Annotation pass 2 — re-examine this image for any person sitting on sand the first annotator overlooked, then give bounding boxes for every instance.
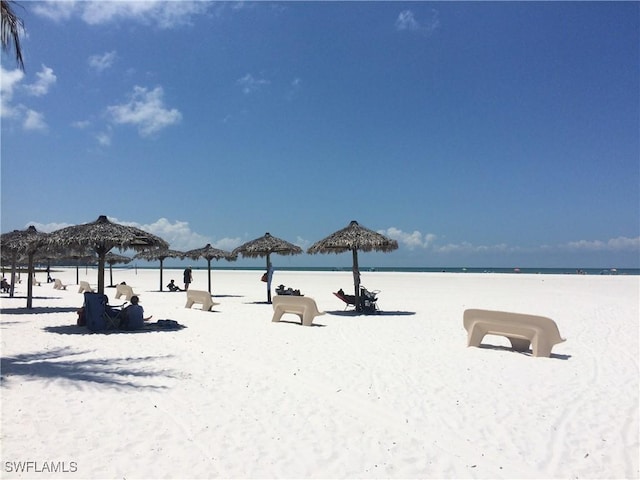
[167,279,182,292]
[121,296,152,331]
[1,277,10,293]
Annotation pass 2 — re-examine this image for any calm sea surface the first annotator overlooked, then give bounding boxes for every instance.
[120,266,639,275]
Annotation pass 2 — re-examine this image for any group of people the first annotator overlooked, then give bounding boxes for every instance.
[165,266,193,292]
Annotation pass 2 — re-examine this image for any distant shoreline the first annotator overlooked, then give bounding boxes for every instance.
[15,266,639,276]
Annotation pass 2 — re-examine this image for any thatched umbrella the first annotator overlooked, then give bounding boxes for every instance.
[42,215,168,295]
[105,252,132,287]
[232,233,302,303]
[134,248,185,291]
[307,220,398,311]
[184,244,236,294]
[0,226,49,308]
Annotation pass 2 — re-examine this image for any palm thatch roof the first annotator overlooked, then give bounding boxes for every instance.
[184,244,236,261]
[0,226,49,307]
[44,215,168,253]
[105,253,132,265]
[232,233,302,259]
[307,220,399,254]
[184,244,236,294]
[134,248,185,292]
[307,221,398,313]
[134,248,185,262]
[42,215,168,294]
[232,233,302,303]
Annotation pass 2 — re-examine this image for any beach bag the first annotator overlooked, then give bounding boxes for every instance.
[261,272,268,282]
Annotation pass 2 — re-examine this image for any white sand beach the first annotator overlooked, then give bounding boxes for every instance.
[1,268,638,479]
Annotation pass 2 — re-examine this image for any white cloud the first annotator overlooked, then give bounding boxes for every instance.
[395,10,419,31]
[0,66,25,118]
[565,236,640,251]
[1,65,51,131]
[33,1,209,29]
[23,109,47,131]
[24,65,57,96]
[96,130,112,146]
[88,51,117,72]
[237,74,270,94]
[380,227,436,250]
[107,86,182,137]
[395,9,440,36]
[31,1,77,22]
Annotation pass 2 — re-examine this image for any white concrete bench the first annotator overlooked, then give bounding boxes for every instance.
[53,278,67,290]
[115,283,139,301]
[463,309,566,358]
[78,281,94,293]
[185,289,219,311]
[272,295,325,327]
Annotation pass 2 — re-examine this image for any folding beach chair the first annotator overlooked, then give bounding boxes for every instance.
[83,292,126,332]
[333,287,380,314]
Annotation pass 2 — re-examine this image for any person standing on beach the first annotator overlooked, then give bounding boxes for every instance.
[183,266,193,291]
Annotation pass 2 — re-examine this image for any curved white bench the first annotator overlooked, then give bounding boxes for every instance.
[272,295,325,327]
[115,284,139,301]
[185,289,219,311]
[78,281,94,293]
[463,309,566,358]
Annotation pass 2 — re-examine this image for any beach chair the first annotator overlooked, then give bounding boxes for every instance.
[333,289,357,310]
[53,278,67,290]
[83,292,126,332]
[333,287,380,314]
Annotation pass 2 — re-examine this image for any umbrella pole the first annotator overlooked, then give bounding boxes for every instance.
[109,264,114,287]
[159,259,164,292]
[97,251,106,295]
[10,255,17,298]
[26,253,34,309]
[352,249,361,312]
[266,254,272,304]
[207,259,212,294]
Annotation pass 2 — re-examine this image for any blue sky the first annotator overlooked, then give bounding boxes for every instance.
[1,1,639,268]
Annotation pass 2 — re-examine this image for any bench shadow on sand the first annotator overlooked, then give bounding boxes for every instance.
[326,309,416,317]
[477,343,571,360]
[0,346,176,389]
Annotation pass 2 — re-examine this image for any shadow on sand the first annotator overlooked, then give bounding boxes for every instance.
[44,320,186,336]
[476,343,571,360]
[326,309,416,317]
[0,306,79,315]
[0,346,176,388]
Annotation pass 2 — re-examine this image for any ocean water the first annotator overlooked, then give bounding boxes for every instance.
[138,266,639,275]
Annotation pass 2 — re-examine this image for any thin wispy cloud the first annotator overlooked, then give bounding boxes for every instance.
[106,86,182,137]
[395,9,440,36]
[237,74,270,94]
[33,1,209,29]
[23,110,47,131]
[88,51,117,72]
[382,227,640,255]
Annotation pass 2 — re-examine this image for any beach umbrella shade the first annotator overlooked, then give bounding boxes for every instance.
[0,226,49,308]
[42,215,169,295]
[134,248,185,292]
[105,252,132,287]
[232,233,303,303]
[307,220,398,311]
[184,244,236,294]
